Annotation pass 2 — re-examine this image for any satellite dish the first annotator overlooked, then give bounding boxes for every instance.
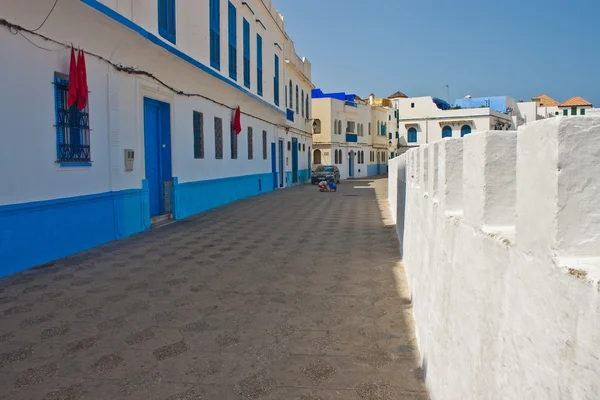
[464,95,472,99]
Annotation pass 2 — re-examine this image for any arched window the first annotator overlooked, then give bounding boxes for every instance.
[461,125,472,137]
[442,126,452,138]
[313,119,321,134]
[377,121,380,136]
[338,120,342,135]
[289,81,293,109]
[338,149,342,164]
[301,90,304,117]
[407,127,417,143]
[285,85,288,107]
[314,149,321,164]
[295,85,299,114]
[334,119,338,135]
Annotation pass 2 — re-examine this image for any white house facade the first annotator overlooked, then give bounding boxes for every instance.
[0,0,314,277]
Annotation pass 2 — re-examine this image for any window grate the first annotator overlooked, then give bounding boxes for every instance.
[54,75,91,163]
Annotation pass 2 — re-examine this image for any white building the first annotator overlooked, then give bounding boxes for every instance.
[0,0,314,277]
[390,94,536,153]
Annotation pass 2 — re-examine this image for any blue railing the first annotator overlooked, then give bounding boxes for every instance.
[344,101,358,107]
[286,108,294,122]
[346,133,358,142]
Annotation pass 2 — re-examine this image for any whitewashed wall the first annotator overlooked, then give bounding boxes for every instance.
[388,117,600,400]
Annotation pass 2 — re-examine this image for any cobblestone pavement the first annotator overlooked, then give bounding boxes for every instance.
[0,177,428,400]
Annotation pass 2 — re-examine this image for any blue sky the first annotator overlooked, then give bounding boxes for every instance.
[275,0,600,105]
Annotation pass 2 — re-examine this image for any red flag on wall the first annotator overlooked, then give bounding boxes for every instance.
[67,46,78,108]
[233,106,242,135]
[76,49,88,110]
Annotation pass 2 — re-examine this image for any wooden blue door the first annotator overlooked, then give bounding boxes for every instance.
[144,98,172,217]
[278,139,284,188]
[292,138,298,183]
[271,142,277,189]
[349,152,354,177]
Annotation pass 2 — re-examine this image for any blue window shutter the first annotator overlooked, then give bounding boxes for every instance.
[243,18,250,88]
[54,75,65,158]
[158,0,176,44]
[289,81,293,109]
[210,0,221,70]
[256,34,263,96]
[274,55,279,106]
[295,85,299,114]
[301,90,304,117]
[228,2,237,80]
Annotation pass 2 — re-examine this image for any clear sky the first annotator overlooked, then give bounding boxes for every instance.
[275,0,600,105]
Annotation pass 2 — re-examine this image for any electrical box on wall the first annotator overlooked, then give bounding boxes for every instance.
[124,149,134,171]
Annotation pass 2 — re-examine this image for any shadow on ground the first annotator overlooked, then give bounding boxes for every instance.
[0,177,428,399]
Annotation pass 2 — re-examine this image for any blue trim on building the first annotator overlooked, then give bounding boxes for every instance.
[59,162,93,167]
[172,173,273,220]
[0,182,149,278]
[79,0,284,115]
[367,164,388,176]
[346,133,358,143]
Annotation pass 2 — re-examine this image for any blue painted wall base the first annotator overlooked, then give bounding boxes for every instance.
[0,181,150,278]
[172,173,273,220]
[367,164,388,176]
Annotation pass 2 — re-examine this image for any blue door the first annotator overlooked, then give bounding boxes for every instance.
[349,151,354,177]
[278,139,284,188]
[144,98,172,217]
[308,149,311,181]
[271,142,277,189]
[292,137,298,184]
[377,152,381,175]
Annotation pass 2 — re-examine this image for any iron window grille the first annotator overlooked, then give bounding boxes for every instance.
[54,73,91,163]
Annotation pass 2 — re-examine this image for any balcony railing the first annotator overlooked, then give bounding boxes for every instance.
[344,101,358,108]
[286,108,294,122]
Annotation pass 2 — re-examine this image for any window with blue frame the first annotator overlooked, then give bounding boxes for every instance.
[289,81,293,110]
[460,125,471,137]
[256,34,263,96]
[54,73,91,163]
[407,127,417,143]
[274,55,280,106]
[158,0,176,44]
[243,18,250,88]
[295,85,299,114]
[442,125,452,138]
[227,2,237,80]
[301,90,304,117]
[209,0,220,70]
[306,95,309,119]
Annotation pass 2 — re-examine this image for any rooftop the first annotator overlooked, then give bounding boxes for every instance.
[388,91,408,99]
[531,94,559,107]
[559,96,593,107]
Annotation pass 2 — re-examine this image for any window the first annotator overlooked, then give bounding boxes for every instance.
[306,95,309,119]
[442,125,452,138]
[243,19,250,88]
[295,85,299,114]
[407,127,417,143]
[314,149,322,164]
[571,106,577,116]
[377,121,380,135]
[230,125,238,159]
[334,148,338,164]
[581,108,586,115]
[313,119,321,134]
[274,55,280,106]
[411,103,415,108]
[563,109,568,116]
[460,125,471,137]
[302,144,305,151]
[53,74,91,163]
[388,131,392,139]
[337,120,342,135]
[301,90,305,117]
[289,80,293,109]
[262,130,267,159]
[389,115,391,121]
[158,0,176,44]
[285,85,287,107]
[247,127,253,159]
[227,2,237,80]
[209,0,220,70]
[256,34,263,96]
[193,111,204,159]
[215,117,223,159]
[333,119,338,135]
[395,132,399,139]
[368,123,371,135]
[381,123,386,136]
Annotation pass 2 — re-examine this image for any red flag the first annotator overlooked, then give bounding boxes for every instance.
[67,46,78,108]
[233,106,242,135]
[76,49,88,110]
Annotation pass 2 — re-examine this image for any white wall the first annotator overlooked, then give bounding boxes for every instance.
[388,117,600,400]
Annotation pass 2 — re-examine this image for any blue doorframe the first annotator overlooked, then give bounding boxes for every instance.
[271,142,277,189]
[292,137,298,183]
[144,98,172,217]
[278,139,284,188]
[349,151,354,177]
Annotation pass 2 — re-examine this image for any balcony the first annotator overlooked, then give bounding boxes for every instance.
[346,133,358,143]
[286,109,294,122]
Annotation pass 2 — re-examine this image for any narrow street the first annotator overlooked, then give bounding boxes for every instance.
[0,177,428,400]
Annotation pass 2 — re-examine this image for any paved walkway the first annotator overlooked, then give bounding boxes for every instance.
[0,178,428,400]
